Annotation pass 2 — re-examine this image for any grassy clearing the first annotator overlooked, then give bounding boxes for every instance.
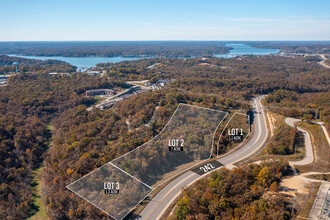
[28,167,48,220]
[93,96,106,103]
[28,123,53,220]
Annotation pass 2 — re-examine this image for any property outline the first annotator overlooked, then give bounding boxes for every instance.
[67,103,229,220]
[216,112,250,158]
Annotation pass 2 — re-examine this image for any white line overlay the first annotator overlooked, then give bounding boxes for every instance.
[66,103,229,219]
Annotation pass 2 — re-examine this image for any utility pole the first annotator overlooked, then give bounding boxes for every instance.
[246,109,252,132]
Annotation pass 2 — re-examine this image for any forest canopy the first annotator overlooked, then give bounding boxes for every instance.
[0,55,76,73]
[0,41,230,58]
[0,73,123,219]
[0,52,329,219]
[174,161,292,220]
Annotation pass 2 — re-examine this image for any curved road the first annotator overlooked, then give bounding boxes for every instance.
[284,118,330,219]
[285,118,314,166]
[138,96,269,220]
[315,121,330,147]
[318,54,330,69]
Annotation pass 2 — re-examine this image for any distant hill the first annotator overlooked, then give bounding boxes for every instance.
[0,41,230,57]
[246,41,330,54]
[0,55,67,66]
[0,55,76,73]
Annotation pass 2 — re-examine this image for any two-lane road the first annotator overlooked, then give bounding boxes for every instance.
[138,96,269,220]
[218,95,268,165]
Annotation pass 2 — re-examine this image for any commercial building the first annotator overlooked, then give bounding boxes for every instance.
[86,89,116,96]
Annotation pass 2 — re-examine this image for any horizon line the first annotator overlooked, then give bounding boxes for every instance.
[0,40,330,42]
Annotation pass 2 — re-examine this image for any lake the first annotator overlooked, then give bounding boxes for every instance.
[6,55,145,69]
[7,44,279,69]
[215,43,279,58]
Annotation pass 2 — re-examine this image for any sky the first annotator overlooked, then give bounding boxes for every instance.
[0,0,330,41]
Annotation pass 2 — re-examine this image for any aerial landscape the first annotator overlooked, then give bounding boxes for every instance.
[0,0,330,220]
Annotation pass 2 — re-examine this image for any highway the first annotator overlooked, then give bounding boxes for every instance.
[138,96,269,220]
[217,96,268,165]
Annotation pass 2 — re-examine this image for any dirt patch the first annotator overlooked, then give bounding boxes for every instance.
[280,175,321,218]
[267,112,278,137]
[280,176,309,197]
[296,182,321,219]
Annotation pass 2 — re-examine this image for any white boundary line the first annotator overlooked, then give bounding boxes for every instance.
[66,103,229,219]
[66,185,122,220]
[180,103,228,114]
[67,104,181,188]
[151,108,228,189]
[67,103,228,189]
[111,104,181,163]
[144,97,268,220]
[216,112,250,158]
[147,110,252,220]
[209,111,229,160]
[217,113,236,157]
[69,183,156,220]
[66,163,154,220]
[112,103,227,163]
[121,190,154,220]
[230,96,268,163]
[109,162,154,189]
[67,161,113,188]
